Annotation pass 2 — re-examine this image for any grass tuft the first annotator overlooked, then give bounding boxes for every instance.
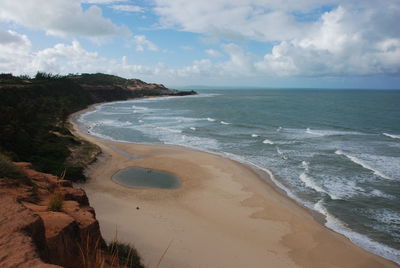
[0,154,31,185]
[108,241,144,268]
[48,193,64,212]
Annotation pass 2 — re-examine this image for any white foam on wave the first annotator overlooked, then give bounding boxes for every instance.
[99,111,132,115]
[132,105,151,113]
[370,189,396,199]
[306,128,362,137]
[302,160,309,171]
[314,201,400,264]
[335,150,393,180]
[365,208,400,226]
[130,93,221,105]
[262,139,274,145]
[83,127,133,144]
[276,147,288,160]
[207,117,216,122]
[77,107,102,123]
[97,119,132,128]
[306,128,327,136]
[155,126,182,133]
[138,120,144,123]
[130,121,220,151]
[163,135,220,151]
[277,126,282,132]
[190,127,196,131]
[147,116,203,123]
[220,121,231,125]
[383,132,400,140]
[220,152,309,209]
[299,161,339,200]
[251,134,259,137]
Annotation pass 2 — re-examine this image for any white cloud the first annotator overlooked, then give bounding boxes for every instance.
[153,0,400,43]
[31,41,103,74]
[110,5,143,12]
[0,29,32,74]
[153,0,400,77]
[221,44,255,75]
[0,0,124,38]
[133,35,158,51]
[0,29,31,47]
[153,0,324,42]
[255,6,400,76]
[205,49,222,57]
[0,30,220,81]
[0,35,152,76]
[154,1,400,77]
[82,0,127,4]
[0,31,162,78]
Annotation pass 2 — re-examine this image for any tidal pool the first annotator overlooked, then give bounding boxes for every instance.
[112,167,180,189]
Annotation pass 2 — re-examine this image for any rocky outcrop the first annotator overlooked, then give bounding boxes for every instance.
[81,83,196,103]
[72,73,197,103]
[0,189,57,268]
[0,163,105,268]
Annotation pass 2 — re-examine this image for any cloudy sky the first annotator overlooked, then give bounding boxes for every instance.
[1,0,399,88]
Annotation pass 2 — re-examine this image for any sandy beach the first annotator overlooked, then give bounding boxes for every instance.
[70,108,398,268]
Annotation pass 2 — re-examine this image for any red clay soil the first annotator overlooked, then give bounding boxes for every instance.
[0,163,105,268]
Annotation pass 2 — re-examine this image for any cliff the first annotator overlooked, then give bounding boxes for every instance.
[0,162,112,268]
[69,73,196,102]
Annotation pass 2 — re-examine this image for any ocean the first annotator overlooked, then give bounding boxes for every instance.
[77,89,400,264]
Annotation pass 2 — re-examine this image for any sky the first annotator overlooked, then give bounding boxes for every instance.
[0,0,399,89]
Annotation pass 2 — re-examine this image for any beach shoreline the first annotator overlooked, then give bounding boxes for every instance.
[69,105,399,268]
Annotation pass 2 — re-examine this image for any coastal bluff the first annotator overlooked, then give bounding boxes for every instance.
[71,73,196,102]
[0,162,104,268]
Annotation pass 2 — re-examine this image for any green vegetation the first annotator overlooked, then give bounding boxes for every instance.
[70,73,129,85]
[0,154,31,185]
[47,193,64,212]
[108,241,144,268]
[0,73,92,181]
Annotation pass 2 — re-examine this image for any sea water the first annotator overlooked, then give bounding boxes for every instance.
[78,89,400,264]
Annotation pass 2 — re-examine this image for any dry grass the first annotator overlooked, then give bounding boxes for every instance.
[79,233,145,268]
[47,193,64,212]
[0,154,31,185]
[107,240,144,268]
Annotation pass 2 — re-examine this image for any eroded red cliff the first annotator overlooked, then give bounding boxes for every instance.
[0,162,105,268]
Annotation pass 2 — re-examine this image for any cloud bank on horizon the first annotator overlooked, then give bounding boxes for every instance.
[0,0,399,88]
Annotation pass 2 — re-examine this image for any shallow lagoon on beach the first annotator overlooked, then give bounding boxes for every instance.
[112,167,181,189]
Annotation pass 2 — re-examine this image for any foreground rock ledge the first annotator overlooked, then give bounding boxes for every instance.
[0,163,105,268]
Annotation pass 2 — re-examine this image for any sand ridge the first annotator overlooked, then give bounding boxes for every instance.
[70,108,399,268]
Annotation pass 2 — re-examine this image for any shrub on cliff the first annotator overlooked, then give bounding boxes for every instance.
[0,155,31,185]
[108,241,144,268]
[0,73,92,181]
[48,193,64,212]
